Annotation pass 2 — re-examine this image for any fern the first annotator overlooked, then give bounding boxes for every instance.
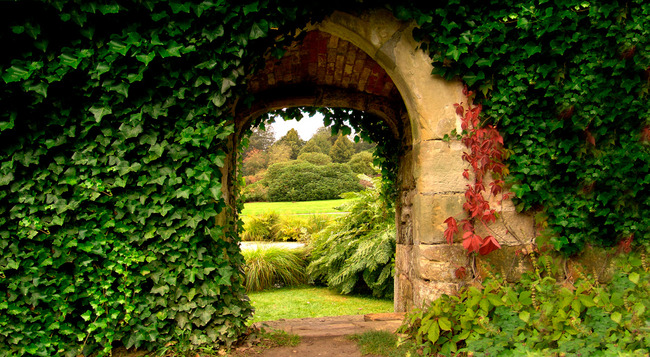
[307,176,395,298]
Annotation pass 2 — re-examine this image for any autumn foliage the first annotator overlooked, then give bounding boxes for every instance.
[444,87,509,256]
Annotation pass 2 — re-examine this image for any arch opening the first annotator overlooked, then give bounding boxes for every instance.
[228,28,416,313]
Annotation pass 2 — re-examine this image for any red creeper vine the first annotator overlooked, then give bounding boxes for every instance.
[444,86,511,256]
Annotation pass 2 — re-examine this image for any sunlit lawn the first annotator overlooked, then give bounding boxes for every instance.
[241,198,354,217]
[247,285,393,323]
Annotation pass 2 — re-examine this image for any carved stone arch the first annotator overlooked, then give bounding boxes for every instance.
[224,9,522,312]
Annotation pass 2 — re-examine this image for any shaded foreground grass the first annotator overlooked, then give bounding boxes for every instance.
[241,198,354,217]
[349,330,418,357]
[248,285,393,323]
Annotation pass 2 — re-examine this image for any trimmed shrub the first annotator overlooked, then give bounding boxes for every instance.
[266,161,361,202]
[347,151,375,176]
[242,246,308,292]
[242,181,268,202]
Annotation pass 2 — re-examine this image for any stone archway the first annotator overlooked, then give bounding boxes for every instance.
[222,9,499,312]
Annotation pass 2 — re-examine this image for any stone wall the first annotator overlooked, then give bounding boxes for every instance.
[232,8,539,312]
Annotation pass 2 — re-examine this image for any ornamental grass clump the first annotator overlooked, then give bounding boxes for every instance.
[242,246,307,292]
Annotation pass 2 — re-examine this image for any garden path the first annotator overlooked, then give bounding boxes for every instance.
[234,313,405,356]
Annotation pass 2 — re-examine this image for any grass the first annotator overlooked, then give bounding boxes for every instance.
[349,330,418,357]
[241,198,354,217]
[247,285,393,323]
[242,246,307,292]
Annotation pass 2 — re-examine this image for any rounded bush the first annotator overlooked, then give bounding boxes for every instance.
[266,162,361,201]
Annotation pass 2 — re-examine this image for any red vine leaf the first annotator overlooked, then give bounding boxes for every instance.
[641,126,650,142]
[585,129,596,146]
[443,217,458,244]
[617,234,633,254]
[454,266,467,279]
[462,231,483,253]
[479,235,501,255]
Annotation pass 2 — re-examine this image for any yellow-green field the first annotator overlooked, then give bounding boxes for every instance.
[241,198,355,217]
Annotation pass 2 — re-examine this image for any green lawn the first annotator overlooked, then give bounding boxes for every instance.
[241,198,354,217]
[248,285,393,323]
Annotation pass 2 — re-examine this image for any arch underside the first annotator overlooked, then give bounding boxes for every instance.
[236,30,408,142]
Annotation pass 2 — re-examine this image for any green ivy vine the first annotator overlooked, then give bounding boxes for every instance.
[395,0,650,254]
[1,0,649,355]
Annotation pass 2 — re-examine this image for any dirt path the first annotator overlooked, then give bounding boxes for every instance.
[233,313,405,357]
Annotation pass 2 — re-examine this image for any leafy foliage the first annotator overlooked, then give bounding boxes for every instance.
[329,134,354,163]
[0,0,337,354]
[396,0,650,253]
[297,152,332,165]
[274,128,304,160]
[398,249,650,356]
[308,177,395,298]
[2,0,649,354]
[444,88,509,256]
[266,161,361,202]
[347,151,375,176]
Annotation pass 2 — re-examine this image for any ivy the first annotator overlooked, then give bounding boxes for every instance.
[397,0,650,254]
[1,0,649,355]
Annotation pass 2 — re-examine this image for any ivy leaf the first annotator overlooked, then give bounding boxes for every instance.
[2,65,32,83]
[151,284,169,295]
[628,272,640,285]
[249,23,265,40]
[610,311,622,324]
[81,311,92,321]
[89,106,112,122]
[136,52,156,66]
[243,2,258,15]
[119,123,143,139]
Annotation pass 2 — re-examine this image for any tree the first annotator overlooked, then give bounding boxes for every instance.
[329,134,354,163]
[307,126,334,154]
[276,128,304,159]
[298,139,323,155]
[243,126,276,157]
[352,140,375,154]
[242,148,269,176]
[268,143,292,165]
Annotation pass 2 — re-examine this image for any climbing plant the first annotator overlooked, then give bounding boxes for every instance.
[1,0,649,355]
[395,0,650,254]
[0,1,334,355]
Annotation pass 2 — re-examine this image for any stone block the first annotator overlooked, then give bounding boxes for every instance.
[476,245,533,282]
[412,279,459,308]
[413,193,465,245]
[474,210,536,247]
[413,140,468,194]
[417,243,467,265]
[395,244,412,276]
[394,273,413,312]
[416,258,454,281]
[568,245,616,283]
